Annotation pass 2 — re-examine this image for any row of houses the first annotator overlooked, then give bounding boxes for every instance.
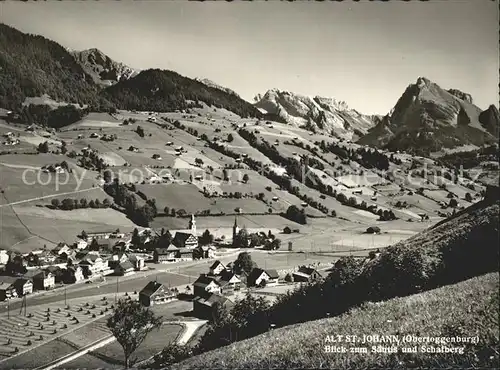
[0,246,147,301]
[191,260,280,319]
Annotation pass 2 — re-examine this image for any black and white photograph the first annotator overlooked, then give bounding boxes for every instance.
[0,0,498,369]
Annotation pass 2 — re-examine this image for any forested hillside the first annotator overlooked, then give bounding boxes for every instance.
[0,23,100,110]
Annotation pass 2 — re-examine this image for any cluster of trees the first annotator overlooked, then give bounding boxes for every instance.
[104,178,157,226]
[50,197,111,210]
[284,205,307,224]
[78,148,108,171]
[170,119,200,137]
[162,206,188,218]
[233,228,280,249]
[101,69,261,118]
[19,104,88,129]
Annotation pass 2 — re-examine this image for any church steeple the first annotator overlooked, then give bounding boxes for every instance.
[232,216,239,244]
[189,214,196,235]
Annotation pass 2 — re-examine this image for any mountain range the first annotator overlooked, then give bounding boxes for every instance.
[0,22,498,154]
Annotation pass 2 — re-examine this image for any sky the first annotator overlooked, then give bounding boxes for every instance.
[1,0,498,114]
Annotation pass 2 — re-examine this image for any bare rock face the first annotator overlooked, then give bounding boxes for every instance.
[357,77,498,155]
[447,89,474,104]
[71,48,139,86]
[254,89,377,140]
[479,105,500,137]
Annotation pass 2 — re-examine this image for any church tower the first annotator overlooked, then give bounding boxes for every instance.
[232,216,240,243]
[189,214,197,235]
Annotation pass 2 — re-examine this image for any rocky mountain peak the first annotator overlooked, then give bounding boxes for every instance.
[447,88,473,104]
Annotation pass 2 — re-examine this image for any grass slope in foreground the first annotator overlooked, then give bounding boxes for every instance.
[174,273,499,369]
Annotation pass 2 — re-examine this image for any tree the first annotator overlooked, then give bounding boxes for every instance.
[51,199,60,208]
[107,300,162,368]
[233,228,250,248]
[81,230,88,240]
[103,170,113,184]
[285,205,307,225]
[38,141,49,153]
[163,206,169,215]
[61,198,74,210]
[131,228,141,248]
[199,229,214,246]
[233,252,255,275]
[89,238,100,251]
[61,141,68,154]
[449,198,458,208]
[136,126,145,138]
[242,173,249,183]
[283,226,292,234]
[79,198,88,208]
[465,192,473,202]
[227,133,234,143]
[270,238,281,250]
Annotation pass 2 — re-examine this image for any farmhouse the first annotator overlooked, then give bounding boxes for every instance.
[52,243,70,256]
[217,270,242,295]
[293,266,323,283]
[23,269,55,290]
[13,278,33,296]
[154,245,179,263]
[209,260,227,276]
[74,240,88,250]
[139,281,176,307]
[177,247,194,261]
[0,249,9,265]
[193,274,222,298]
[193,245,216,260]
[247,268,279,287]
[0,281,17,301]
[64,266,85,283]
[114,261,135,276]
[128,255,145,271]
[78,254,108,277]
[173,232,198,249]
[84,230,117,241]
[193,293,234,320]
[45,265,64,283]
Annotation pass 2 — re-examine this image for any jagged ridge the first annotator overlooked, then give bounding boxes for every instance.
[71,48,139,86]
[254,89,379,140]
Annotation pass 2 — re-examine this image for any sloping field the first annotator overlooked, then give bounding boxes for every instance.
[173,273,498,369]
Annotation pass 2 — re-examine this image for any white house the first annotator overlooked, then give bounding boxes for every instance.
[75,240,88,250]
[209,260,226,276]
[0,249,9,265]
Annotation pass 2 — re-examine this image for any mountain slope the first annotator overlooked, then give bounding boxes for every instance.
[101,69,261,118]
[71,48,139,86]
[173,273,498,369]
[0,23,100,109]
[172,198,499,369]
[358,77,498,154]
[254,89,379,140]
[195,78,240,98]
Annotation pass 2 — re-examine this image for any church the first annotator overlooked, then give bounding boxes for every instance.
[167,214,199,249]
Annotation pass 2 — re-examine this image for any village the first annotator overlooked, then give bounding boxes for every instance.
[0,213,328,322]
